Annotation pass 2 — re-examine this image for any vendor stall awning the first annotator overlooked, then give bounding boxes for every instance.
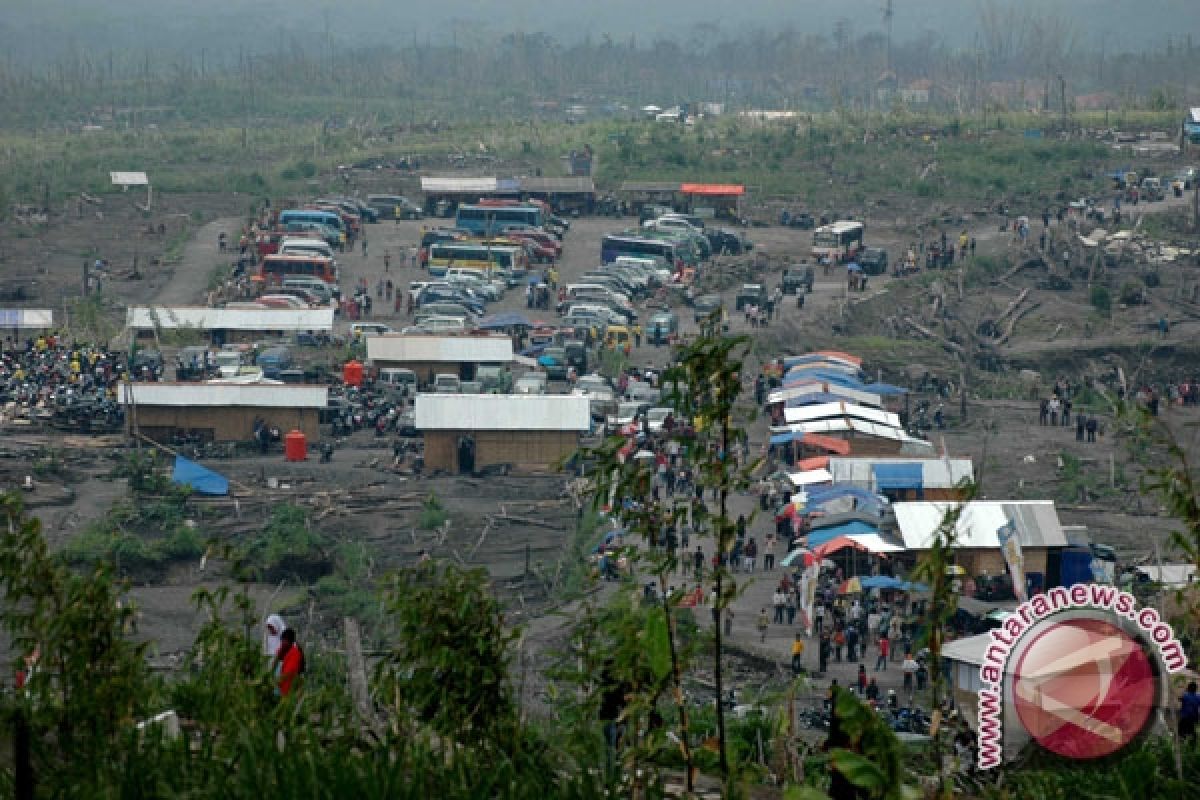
[797,433,851,455]
[806,521,879,546]
[680,183,745,196]
[788,468,833,486]
[872,462,924,491]
[769,431,800,445]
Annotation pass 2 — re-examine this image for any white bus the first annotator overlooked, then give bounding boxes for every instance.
[811,220,864,263]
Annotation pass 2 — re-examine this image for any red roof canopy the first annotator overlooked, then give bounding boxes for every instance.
[680,183,745,196]
[799,433,852,455]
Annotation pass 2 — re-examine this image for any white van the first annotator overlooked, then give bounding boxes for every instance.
[281,277,334,303]
[418,316,468,334]
[564,284,632,309]
[279,237,335,259]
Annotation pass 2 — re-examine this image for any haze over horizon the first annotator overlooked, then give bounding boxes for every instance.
[1,0,1196,66]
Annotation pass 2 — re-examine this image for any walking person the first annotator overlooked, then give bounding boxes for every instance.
[272,628,305,698]
[902,653,918,695]
[874,634,890,672]
[818,632,831,674]
[773,587,787,624]
[1180,681,1200,740]
[845,624,859,662]
[1086,416,1098,443]
[383,250,391,272]
[763,532,776,571]
[786,591,797,625]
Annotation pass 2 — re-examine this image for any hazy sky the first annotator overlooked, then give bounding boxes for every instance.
[1,0,1196,62]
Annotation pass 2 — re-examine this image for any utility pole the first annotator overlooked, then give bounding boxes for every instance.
[883,0,894,76]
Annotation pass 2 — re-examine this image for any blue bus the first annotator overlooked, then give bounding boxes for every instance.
[601,234,679,267]
[279,210,346,242]
[455,204,543,235]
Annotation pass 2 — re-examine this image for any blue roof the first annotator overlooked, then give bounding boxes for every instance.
[172,455,229,496]
[770,431,800,445]
[873,462,924,490]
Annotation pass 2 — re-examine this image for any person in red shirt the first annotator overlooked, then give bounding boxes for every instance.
[274,628,305,697]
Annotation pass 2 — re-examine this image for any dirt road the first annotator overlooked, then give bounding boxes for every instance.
[152,217,243,305]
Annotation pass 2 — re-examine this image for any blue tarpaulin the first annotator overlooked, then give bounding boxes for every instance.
[872,463,923,490]
[806,485,885,509]
[805,521,878,546]
[861,382,908,395]
[860,575,906,590]
[172,455,229,496]
[783,369,863,388]
[769,431,799,445]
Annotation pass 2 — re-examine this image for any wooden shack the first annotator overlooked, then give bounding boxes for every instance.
[365,334,513,385]
[122,383,327,443]
[415,394,590,474]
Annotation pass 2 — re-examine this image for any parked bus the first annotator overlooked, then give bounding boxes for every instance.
[260,253,338,286]
[812,220,864,263]
[601,234,680,268]
[279,210,346,244]
[426,242,527,278]
[455,204,544,235]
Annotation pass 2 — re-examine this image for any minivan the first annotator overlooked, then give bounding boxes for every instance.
[351,323,394,338]
[279,237,335,259]
[418,316,469,334]
[377,368,418,395]
[646,311,680,344]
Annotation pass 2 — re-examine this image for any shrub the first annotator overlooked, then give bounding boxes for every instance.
[418,493,448,530]
[1090,285,1111,312]
[1119,281,1144,305]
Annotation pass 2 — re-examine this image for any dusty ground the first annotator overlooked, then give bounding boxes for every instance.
[2,169,1197,699]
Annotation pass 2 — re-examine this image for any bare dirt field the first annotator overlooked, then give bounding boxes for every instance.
[3,177,1198,687]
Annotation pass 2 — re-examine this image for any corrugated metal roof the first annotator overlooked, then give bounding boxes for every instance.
[366,334,513,364]
[126,307,334,332]
[787,468,833,486]
[892,501,1067,550]
[769,383,883,407]
[415,394,591,431]
[941,632,992,666]
[828,457,974,489]
[420,176,500,194]
[519,176,595,193]
[0,309,53,328]
[784,401,900,428]
[122,382,328,408]
[1135,565,1196,587]
[847,533,906,554]
[618,181,681,192]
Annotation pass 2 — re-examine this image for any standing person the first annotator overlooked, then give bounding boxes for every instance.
[814,602,825,636]
[1076,414,1086,441]
[874,634,890,672]
[845,624,859,662]
[383,250,391,273]
[833,627,845,663]
[902,653,918,694]
[361,237,368,257]
[773,587,787,624]
[744,538,757,572]
[790,634,805,674]
[273,628,305,698]
[1048,396,1061,426]
[756,608,770,643]
[1180,681,1200,739]
[1086,415,1098,443]
[785,590,797,625]
[857,664,868,695]
[763,532,776,571]
[693,546,705,583]
[1039,398,1049,426]
[263,613,287,658]
[818,632,831,674]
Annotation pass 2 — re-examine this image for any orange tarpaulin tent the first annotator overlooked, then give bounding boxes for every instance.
[680,183,745,196]
[797,455,830,472]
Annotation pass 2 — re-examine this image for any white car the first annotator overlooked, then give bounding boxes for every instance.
[643,216,701,235]
[646,407,673,433]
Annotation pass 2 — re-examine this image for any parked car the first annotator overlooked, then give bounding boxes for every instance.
[367,194,423,220]
[514,373,548,395]
[541,346,569,380]
[693,294,723,323]
[858,247,889,275]
[432,373,461,393]
[781,266,815,294]
[646,311,679,344]
[735,283,769,311]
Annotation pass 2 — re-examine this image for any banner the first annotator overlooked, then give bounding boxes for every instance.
[800,561,820,635]
[997,519,1027,602]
